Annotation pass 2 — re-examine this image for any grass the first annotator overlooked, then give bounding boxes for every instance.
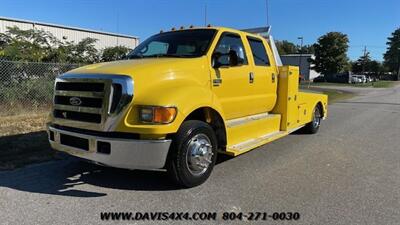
[0,112,59,171]
[0,112,48,136]
[300,87,355,104]
[319,89,355,103]
[301,80,397,88]
[370,81,397,88]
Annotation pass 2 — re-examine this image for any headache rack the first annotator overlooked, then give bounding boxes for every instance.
[52,74,133,131]
[241,26,283,67]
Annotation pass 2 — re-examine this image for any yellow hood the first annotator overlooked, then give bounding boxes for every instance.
[66,57,207,78]
[65,57,211,107]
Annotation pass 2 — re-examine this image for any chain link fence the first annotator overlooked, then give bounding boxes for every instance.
[0,60,82,116]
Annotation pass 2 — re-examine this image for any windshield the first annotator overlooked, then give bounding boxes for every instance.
[127,29,216,59]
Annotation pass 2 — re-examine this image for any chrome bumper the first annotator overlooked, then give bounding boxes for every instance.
[48,126,171,170]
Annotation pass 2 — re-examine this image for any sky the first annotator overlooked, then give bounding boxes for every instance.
[0,0,399,61]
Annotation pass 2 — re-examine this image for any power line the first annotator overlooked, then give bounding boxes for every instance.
[349,45,386,49]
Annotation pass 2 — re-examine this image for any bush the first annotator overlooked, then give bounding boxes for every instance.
[0,78,54,109]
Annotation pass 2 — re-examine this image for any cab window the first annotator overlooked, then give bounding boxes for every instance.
[247,37,270,66]
[127,29,216,59]
[213,33,248,66]
[142,41,169,56]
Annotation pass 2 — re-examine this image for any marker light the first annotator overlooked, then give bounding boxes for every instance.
[139,106,177,124]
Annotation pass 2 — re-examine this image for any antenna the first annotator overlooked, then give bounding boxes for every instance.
[116,9,120,46]
[204,3,207,26]
[265,0,270,26]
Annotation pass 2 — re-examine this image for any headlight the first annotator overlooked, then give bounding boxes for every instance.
[139,106,177,124]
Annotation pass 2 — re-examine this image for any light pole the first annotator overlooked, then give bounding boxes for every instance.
[298,36,306,87]
[298,36,304,80]
[297,37,303,69]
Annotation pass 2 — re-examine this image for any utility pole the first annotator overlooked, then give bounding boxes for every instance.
[362,46,367,74]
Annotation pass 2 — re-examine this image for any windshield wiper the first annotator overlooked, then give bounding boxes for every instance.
[126,54,144,59]
[147,54,191,58]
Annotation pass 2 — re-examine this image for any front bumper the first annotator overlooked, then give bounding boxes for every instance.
[48,126,172,170]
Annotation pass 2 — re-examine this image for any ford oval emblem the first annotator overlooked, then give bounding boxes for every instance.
[69,97,82,106]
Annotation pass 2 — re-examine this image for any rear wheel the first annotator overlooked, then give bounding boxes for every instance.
[167,120,218,188]
[303,105,322,134]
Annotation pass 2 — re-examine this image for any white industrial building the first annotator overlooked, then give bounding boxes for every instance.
[0,17,139,50]
[281,54,320,81]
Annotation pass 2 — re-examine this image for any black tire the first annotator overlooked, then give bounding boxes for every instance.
[167,120,218,188]
[303,105,322,134]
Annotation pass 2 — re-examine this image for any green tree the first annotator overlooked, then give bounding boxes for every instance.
[275,40,297,55]
[311,32,349,76]
[368,60,384,75]
[67,37,99,63]
[383,28,400,79]
[351,51,372,74]
[299,44,315,54]
[351,52,383,75]
[101,46,131,62]
[0,26,59,62]
[275,40,315,55]
[0,26,99,64]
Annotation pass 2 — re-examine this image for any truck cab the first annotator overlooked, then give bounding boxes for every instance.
[48,26,328,187]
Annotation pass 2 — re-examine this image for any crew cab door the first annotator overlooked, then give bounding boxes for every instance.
[245,36,278,112]
[210,32,255,119]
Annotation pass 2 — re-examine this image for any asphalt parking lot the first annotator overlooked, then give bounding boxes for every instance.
[0,84,399,225]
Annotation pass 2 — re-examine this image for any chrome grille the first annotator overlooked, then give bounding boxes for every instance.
[51,74,133,131]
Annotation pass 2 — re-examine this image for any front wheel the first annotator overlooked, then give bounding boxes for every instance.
[303,105,322,134]
[167,120,218,188]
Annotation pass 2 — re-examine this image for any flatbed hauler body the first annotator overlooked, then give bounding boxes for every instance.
[48,27,328,187]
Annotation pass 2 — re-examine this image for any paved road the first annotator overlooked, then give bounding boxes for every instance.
[1,84,399,225]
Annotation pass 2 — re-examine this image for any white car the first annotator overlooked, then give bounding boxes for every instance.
[351,75,368,84]
[351,76,362,84]
[358,75,367,83]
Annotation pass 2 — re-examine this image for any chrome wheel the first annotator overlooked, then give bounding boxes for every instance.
[186,133,214,176]
[313,107,321,128]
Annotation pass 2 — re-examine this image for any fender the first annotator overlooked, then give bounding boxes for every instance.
[298,92,328,121]
[115,85,226,135]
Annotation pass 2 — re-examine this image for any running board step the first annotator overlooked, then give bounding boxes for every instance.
[225,131,287,156]
[225,113,281,153]
[224,125,305,156]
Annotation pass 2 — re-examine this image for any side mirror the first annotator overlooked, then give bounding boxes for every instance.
[212,50,243,68]
[212,53,222,68]
[228,50,239,67]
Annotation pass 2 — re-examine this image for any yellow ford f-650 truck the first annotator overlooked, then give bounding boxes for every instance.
[47,26,327,187]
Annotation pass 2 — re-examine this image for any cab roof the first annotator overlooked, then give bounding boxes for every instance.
[163,26,267,40]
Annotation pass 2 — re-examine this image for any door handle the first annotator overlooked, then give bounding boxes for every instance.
[249,72,254,83]
[213,78,222,86]
[272,73,276,83]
